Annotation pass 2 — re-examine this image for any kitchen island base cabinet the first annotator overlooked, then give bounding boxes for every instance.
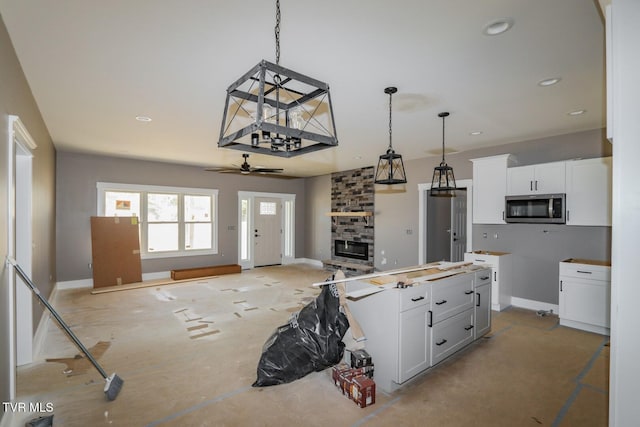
[345,265,491,394]
[464,251,513,311]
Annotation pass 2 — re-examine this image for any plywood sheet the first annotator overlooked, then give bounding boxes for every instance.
[90,216,142,288]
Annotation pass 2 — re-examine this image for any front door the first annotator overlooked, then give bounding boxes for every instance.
[253,197,282,267]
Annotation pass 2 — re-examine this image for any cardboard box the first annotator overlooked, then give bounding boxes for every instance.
[351,376,376,408]
[90,216,142,288]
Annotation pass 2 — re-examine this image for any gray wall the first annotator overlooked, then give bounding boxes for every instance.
[56,151,308,281]
[1,13,57,416]
[304,175,331,262]
[304,128,612,306]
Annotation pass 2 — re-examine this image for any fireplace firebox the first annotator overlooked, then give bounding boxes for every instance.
[334,240,369,261]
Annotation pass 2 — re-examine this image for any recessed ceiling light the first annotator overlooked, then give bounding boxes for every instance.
[469,131,483,136]
[135,116,152,122]
[538,77,561,87]
[568,109,586,116]
[483,18,514,36]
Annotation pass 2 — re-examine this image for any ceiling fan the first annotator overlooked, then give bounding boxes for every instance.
[205,154,295,178]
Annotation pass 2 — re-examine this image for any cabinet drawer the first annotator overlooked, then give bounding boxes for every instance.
[430,275,474,323]
[474,269,492,287]
[399,284,429,312]
[560,262,611,282]
[430,309,475,366]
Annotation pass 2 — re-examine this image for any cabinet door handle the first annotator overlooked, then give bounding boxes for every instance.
[411,296,425,302]
[567,210,570,221]
[475,259,486,263]
[480,276,490,281]
[436,339,447,346]
[476,292,481,307]
[576,270,593,274]
[535,180,538,191]
[530,180,533,191]
[494,272,497,281]
[428,310,433,327]
[435,300,447,305]
[465,325,474,331]
[465,290,473,295]
[560,280,563,292]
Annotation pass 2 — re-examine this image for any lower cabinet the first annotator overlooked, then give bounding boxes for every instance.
[398,305,429,382]
[474,271,492,339]
[559,259,611,335]
[346,266,491,393]
[430,308,475,366]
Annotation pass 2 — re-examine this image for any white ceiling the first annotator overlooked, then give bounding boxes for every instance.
[0,0,605,177]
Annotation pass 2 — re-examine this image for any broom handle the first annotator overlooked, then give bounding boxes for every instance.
[6,257,109,379]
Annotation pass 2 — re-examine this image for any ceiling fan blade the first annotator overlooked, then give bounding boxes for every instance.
[252,168,284,173]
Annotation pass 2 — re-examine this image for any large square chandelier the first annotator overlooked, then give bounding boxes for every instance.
[218,1,338,158]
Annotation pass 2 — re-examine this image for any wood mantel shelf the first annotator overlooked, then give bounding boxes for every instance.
[325,211,373,217]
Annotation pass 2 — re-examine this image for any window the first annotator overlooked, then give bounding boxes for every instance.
[98,182,218,258]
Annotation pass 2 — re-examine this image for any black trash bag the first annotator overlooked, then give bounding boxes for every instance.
[252,281,349,387]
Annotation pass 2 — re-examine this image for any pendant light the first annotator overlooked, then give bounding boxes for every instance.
[218,0,338,158]
[430,112,457,197]
[374,87,407,185]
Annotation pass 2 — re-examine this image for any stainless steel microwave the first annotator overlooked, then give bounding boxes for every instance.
[505,194,566,223]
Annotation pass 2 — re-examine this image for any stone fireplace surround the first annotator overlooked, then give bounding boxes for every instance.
[323,167,375,275]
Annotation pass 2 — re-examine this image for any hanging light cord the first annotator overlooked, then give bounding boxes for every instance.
[441,114,446,164]
[275,0,281,66]
[388,91,393,151]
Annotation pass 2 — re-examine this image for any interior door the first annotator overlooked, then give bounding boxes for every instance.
[253,197,282,267]
[450,189,467,262]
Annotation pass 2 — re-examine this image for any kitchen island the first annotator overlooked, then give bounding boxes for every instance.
[319,262,492,394]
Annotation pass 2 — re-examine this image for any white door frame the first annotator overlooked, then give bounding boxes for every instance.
[6,116,37,399]
[418,179,473,265]
[237,191,295,269]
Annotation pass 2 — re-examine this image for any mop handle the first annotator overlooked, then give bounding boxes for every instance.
[6,257,109,379]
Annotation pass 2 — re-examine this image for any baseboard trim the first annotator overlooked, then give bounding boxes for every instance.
[288,258,323,267]
[510,297,559,314]
[56,271,172,290]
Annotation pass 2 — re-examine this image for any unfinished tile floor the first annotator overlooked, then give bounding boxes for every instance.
[9,264,609,426]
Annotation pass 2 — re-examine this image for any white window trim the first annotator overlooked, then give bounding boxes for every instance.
[97,182,219,259]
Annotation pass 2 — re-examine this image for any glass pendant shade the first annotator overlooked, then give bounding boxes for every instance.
[430,161,457,197]
[430,112,457,197]
[375,148,407,185]
[374,86,408,185]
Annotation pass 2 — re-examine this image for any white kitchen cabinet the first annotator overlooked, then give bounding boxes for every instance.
[430,309,475,366]
[399,304,429,382]
[559,259,611,335]
[470,155,514,224]
[506,162,566,195]
[474,270,492,339]
[464,251,512,311]
[345,264,488,393]
[565,157,612,226]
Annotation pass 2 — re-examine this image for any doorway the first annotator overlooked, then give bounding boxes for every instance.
[237,191,296,269]
[7,116,36,400]
[418,180,473,265]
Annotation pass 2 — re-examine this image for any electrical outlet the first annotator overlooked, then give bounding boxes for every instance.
[483,232,488,238]
[406,229,413,235]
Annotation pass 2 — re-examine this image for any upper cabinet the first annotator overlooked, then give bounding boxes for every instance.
[565,157,612,226]
[470,155,514,224]
[506,162,566,195]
